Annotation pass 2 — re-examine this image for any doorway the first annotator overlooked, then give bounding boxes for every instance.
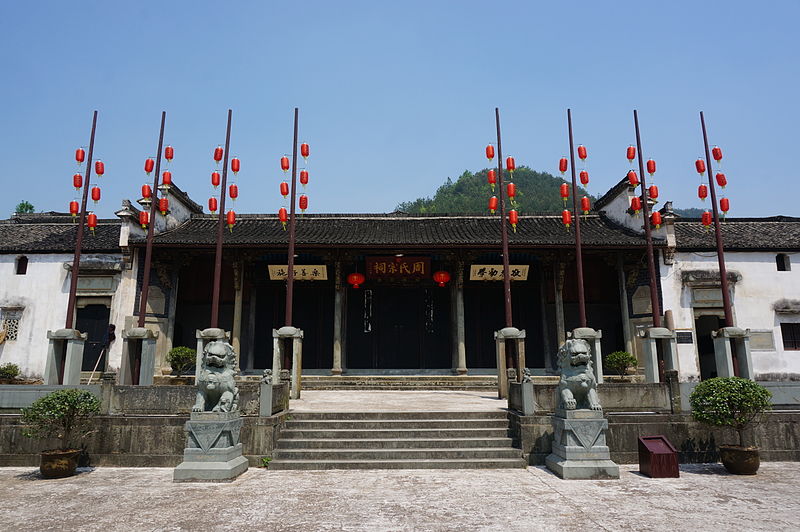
[76,303,111,372]
[695,314,721,380]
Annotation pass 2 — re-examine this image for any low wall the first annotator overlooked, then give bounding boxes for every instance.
[510,382,673,414]
[0,385,102,412]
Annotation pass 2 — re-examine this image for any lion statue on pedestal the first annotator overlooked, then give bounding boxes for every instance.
[192,340,239,413]
[556,338,602,411]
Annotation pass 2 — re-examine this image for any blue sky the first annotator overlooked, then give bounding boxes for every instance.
[2,1,798,218]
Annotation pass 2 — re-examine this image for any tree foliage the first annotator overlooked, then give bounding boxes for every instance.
[21,389,101,450]
[690,377,772,447]
[396,167,592,214]
[14,200,34,214]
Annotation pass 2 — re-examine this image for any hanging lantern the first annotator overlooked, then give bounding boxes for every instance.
[627,170,639,187]
[488,195,498,214]
[299,194,308,212]
[229,183,238,200]
[651,211,662,229]
[87,212,97,234]
[695,158,706,175]
[698,183,708,201]
[300,169,309,187]
[630,196,642,215]
[159,197,169,215]
[144,158,155,175]
[485,144,495,161]
[702,210,713,230]
[507,182,516,204]
[506,156,516,173]
[139,211,149,229]
[75,147,85,165]
[208,196,218,213]
[347,272,365,289]
[73,173,83,190]
[211,171,221,188]
[301,143,310,160]
[142,184,152,199]
[231,157,240,175]
[720,197,730,217]
[214,145,223,164]
[559,157,568,175]
[280,181,289,198]
[278,207,288,230]
[94,160,105,177]
[91,186,101,203]
[69,200,79,218]
[579,170,589,186]
[646,159,656,176]
[648,184,659,199]
[577,145,587,161]
[164,145,174,162]
[716,172,727,188]
[581,196,591,215]
[281,155,290,172]
[161,170,172,188]
[560,182,569,205]
[226,210,236,232]
[712,145,723,162]
[487,169,496,191]
[508,209,519,232]
[562,209,572,229]
[626,145,636,163]
[432,270,451,287]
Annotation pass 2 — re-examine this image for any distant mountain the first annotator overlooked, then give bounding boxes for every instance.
[673,207,704,218]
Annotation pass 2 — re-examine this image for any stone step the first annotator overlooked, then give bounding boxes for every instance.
[268,458,527,470]
[279,428,509,440]
[301,376,498,390]
[272,447,523,461]
[287,411,508,421]
[284,419,509,430]
[276,437,515,449]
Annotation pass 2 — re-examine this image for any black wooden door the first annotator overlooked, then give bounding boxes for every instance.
[77,304,111,372]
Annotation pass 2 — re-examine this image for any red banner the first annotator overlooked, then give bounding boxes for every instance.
[366,256,430,279]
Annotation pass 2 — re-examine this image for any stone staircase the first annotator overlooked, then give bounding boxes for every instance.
[269,411,526,470]
[300,375,497,391]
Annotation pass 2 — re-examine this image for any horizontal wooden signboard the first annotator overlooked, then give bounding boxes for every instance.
[470,265,529,281]
[366,257,431,278]
[268,265,328,281]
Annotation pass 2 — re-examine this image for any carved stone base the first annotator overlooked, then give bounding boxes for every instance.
[173,411,248,482]
[545,409,619,480]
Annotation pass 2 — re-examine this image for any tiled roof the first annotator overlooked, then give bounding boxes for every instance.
[141,213,660,249]
[0,213,120,253]
[674,216,800,251]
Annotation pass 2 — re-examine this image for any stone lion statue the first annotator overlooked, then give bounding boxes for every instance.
[556,338,602,411]
[192,340,239,413]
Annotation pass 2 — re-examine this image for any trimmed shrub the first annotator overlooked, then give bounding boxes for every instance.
[605,351,637,376]
[690,377,772,447]
[0,363,20,379]
[167,346,196,376]
[21,389,101,450]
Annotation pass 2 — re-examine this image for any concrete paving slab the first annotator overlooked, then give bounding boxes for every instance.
[1,463,798,531]
[290,390,506,412]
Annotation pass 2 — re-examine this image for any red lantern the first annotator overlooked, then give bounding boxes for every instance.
[577,145,587,161]
[720,197,730,215]
[648,185,659,199]
[144,158,155,175]
[142,184,152,199]
[716,172,727,188]
[579,170,589,186]
[562,209,572,229]
[630,196,642,215]
[211,171,221,188]
[159,197,169,215]
[508,209,519,232]
[626,145,636,163]
[87,212,97,233]
[560,183,569,205]
[646,159,656,176]
[94,160,104,177]
[164,145,174,162]
[161,170,172,187]
[214,145,223,163]
[712,146,723,162]
[226,210,236,231]
[301,143,310,160]
[278,207,288,230]
[627,170,639,187]
[300,170,309,187]
[229,183,238,200]
[299,194,308,212]
[139,211,149,229]
[208,197,218,213]
[581,196,591,214]
[91,186,101,203]
[280,181,289,198]
[281,156,290,172]
[347,272,365,289]
[231,157,240,175]
[75,147,85,165]
[485,144,495,161]
[488,195,498,213]
[695,158,706,175]
[69,200,79,218]
[651,211,662,229]
[73,173,83,190]
[432,270,451,287]
[507,182,516,202]
[702,210,712,229]
[506,156,516,172]
[559,157,568,174]
[487,169,496,190]
[698,183,708,201]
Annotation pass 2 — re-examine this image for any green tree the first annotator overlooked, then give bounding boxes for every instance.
[14,200,34,214]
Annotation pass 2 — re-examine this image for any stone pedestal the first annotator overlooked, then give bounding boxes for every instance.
[119,327,159,386]
[638,327,679,383]
[272,326,304,399]
[494,327,526,399]
[545,409,620,480]
[570,327,603,384]
[173,411,249,483]
[44,329,87,385]
[712,327,754,380]
[195,328,230,384]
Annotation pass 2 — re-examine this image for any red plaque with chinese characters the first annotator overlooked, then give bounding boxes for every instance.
[366,257,430,279]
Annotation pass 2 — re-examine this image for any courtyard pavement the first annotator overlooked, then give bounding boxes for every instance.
[1,462,798,531]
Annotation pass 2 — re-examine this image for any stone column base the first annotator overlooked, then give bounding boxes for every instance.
[545,409,619,480]
[173,411,248,483]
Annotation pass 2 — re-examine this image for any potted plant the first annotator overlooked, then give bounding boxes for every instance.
[21,388,101,478]
[605,351,637,380]
[0,362,21,384]
[167,346,196,384]
[689,377,772,475]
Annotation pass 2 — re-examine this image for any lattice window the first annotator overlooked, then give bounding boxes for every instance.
[1,308,23,342]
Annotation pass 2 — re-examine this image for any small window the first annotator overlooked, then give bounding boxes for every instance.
[15,256,28,275]
[780,323,800,350]
[777,254,791,272]
[0,308,22,341]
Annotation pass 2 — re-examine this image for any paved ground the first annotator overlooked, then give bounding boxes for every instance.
[1,462,798,531]
[290,390,506,412]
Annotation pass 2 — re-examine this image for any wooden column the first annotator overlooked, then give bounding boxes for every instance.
[332,260,344,375]
[232,261,244,371]
[554,261,566,347]
[616,253,635,355]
